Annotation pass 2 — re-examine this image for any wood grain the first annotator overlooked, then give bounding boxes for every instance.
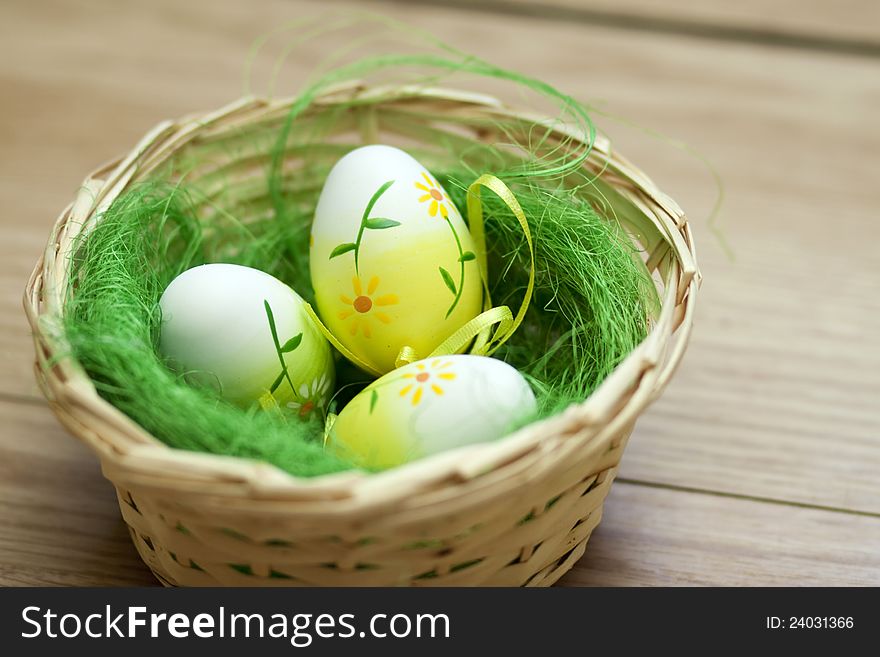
[0,400,155,586]
[3,399,876,587]
[0,0,878,584]
[453,0,880,50]
[561,483,880,586]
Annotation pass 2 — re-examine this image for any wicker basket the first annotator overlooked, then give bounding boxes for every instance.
[24,83,699,586]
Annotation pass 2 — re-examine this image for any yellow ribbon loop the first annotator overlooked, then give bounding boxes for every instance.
[322,411,338,447]
[258,391,281,412]
[429,305,514,358]
[303,174,534,375]
[394,345,419,369]
[464,174,535,357]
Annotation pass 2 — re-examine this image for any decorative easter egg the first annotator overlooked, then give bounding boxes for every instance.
[159,263,334,417]
[310,145,482,374]
[327,355,536,469]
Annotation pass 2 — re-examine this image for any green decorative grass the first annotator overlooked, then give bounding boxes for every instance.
[60,49,658,477]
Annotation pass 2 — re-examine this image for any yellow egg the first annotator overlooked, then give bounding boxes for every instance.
[310,145,482,374]
[327,355,537,470]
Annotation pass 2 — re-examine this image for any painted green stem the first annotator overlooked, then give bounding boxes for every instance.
[444,217,466,318]
[264,299,299,399]
[354,180,395,274]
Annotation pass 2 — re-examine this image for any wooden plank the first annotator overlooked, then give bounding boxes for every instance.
[466,0,880,49]
[2,399,876,587]
[0,400,155,585]
[1,0,878,520]
[561,483,880,586]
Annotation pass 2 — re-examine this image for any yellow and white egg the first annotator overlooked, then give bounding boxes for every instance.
[310,145,482,374]
[158,263,334,417]
[327,354,536,469]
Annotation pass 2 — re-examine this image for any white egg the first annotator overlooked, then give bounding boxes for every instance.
[309,145,482,374]
[327,355,536,469]
[159,263,334,417]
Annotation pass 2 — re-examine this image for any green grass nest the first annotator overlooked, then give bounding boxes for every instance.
[61,52,658,477]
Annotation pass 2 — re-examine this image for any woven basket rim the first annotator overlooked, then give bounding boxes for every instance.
[24,83,700,511]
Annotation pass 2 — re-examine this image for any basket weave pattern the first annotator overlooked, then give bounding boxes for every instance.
[24,85,699,586]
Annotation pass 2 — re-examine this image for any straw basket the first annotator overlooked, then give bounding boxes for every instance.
[24,83,699,586]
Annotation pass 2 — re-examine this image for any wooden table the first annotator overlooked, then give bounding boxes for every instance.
[2,0,878,586]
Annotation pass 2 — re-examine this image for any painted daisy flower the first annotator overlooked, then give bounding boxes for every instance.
[338,275,398,338]
[287,373,331,418]
[415,172,452,218]
[399,359,456,406]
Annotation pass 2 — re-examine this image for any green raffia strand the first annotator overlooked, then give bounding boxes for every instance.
[441,177,658,421]
[62,184,350,477]
[60,45,658,477]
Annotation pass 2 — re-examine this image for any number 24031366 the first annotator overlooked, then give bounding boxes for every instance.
[766,617,854,629]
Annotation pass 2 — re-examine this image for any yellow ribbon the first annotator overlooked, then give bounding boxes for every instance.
[306,173,535,374]
[462,173,535,358]
[304,302,385,377]
[322,411,338,447]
